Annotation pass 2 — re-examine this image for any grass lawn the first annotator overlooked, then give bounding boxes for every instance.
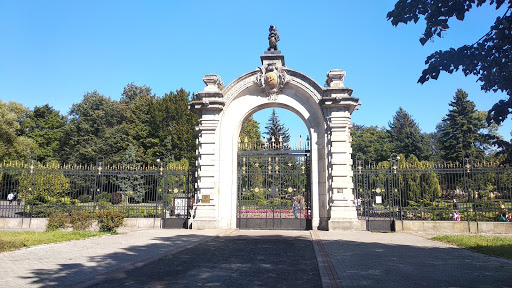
[431,235,512,260]
[0,230,110,253]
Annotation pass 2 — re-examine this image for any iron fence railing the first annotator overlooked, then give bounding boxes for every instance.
[353,158,512,222]
[0,161,193,219]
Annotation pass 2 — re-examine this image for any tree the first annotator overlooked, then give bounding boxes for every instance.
[117,145,145,203]
[351,125,393,163]
[59,91,125,164]
[387,1,512,127]
[150,89,198,165]
[0,100,38,162]
[388,107,431,160]
[437,89,489,162]
[120,83,157,164]
[23,104,66,162]
[239,116,264,149]
[264,109,290,147]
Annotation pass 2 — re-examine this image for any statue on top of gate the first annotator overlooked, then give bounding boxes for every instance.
[268,25,280,51]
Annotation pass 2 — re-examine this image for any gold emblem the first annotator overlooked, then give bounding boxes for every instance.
[265,72,278,89]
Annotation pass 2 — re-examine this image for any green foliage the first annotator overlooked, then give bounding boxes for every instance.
[117,145,146,202]
[239,116,264,148]
[0,100,38,162]
[0,230,108,253]
[150,89,198,166]
[351,125,392,163]
[78,194,92,203]
[98,192,112,202]
[264,109,290,146]
[431,235,512,260]
[69,211,95,231]
[437,89,489,162]
[18,161,70,203]
[59,91,125,164]
[23,104,66,162]
[46,212,70,231]
[96,210,125,233]
[388,107,431,161]
[387,0,512,154]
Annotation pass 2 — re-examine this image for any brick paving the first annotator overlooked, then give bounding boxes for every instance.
[1,228,512,287]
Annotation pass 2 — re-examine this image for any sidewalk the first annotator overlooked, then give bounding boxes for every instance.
[1,228,511,288]
[312,230,512,288]
[0,229,231,288]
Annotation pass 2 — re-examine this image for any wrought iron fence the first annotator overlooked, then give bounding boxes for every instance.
[0,160,193,219]
[353,157,512,222]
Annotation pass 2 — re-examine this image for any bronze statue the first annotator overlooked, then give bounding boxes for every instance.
[268,25,280,51]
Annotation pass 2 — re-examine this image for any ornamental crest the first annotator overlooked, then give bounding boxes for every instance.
[255,63,288,101]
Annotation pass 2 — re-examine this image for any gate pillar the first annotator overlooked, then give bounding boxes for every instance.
[322,70,361,230]
[189,75,224,228]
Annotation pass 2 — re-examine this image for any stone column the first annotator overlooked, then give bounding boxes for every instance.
[189,75,224,229]
[321,69,361,230]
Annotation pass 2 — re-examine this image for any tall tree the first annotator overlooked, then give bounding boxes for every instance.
[120,83,157,164]
[388,107,431,160]
[59,91,125,164]
[239,116,263,149]
[150,88,197,165]
[437,89,490,162]
[387,1,512,128]
[0,100,38,162]
[23,104,66,162]
[351,125,393,163]
[264,109,290,147]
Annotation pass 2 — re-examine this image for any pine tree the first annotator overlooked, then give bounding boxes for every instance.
[437,89,488,162]
[388,107,430,160]
[264,109,290,147]
[118,145,146,203]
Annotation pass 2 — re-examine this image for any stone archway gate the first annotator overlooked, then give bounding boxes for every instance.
[190,48,361,231]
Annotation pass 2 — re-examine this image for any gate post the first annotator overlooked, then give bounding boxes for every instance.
[189,75,225,229]
[321,70,361,230]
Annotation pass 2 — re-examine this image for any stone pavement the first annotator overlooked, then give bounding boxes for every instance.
[0,229,230,288]
[1,228,511,288]
[312,230,512,288]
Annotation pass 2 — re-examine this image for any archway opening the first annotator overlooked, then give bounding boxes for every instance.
[236,107,312,230]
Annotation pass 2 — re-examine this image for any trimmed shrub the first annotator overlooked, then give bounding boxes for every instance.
[46,212,70,231]
[96,210,124,233]
[78,195,92,203]
[70,211,95,231]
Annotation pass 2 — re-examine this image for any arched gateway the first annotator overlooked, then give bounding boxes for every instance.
[190,34,360,230]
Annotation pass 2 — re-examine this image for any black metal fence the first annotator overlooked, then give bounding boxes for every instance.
[353,157,512,222]
[0,160,193,219]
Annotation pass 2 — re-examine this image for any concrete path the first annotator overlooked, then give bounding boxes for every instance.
[1,229,511,288]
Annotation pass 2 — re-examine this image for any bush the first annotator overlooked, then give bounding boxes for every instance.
[46,212,70,231]
[78,195,92,203]
[98,192,112,202]
[70,211,95,231]
[96,210,124,233]
[111,192,122,205]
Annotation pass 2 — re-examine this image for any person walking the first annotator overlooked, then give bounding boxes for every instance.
[293,198,299,218]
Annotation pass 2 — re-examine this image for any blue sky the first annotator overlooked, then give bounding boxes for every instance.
[1,1,510,147]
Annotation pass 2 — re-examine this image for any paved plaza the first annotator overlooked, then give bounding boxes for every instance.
[0,228,511,287]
